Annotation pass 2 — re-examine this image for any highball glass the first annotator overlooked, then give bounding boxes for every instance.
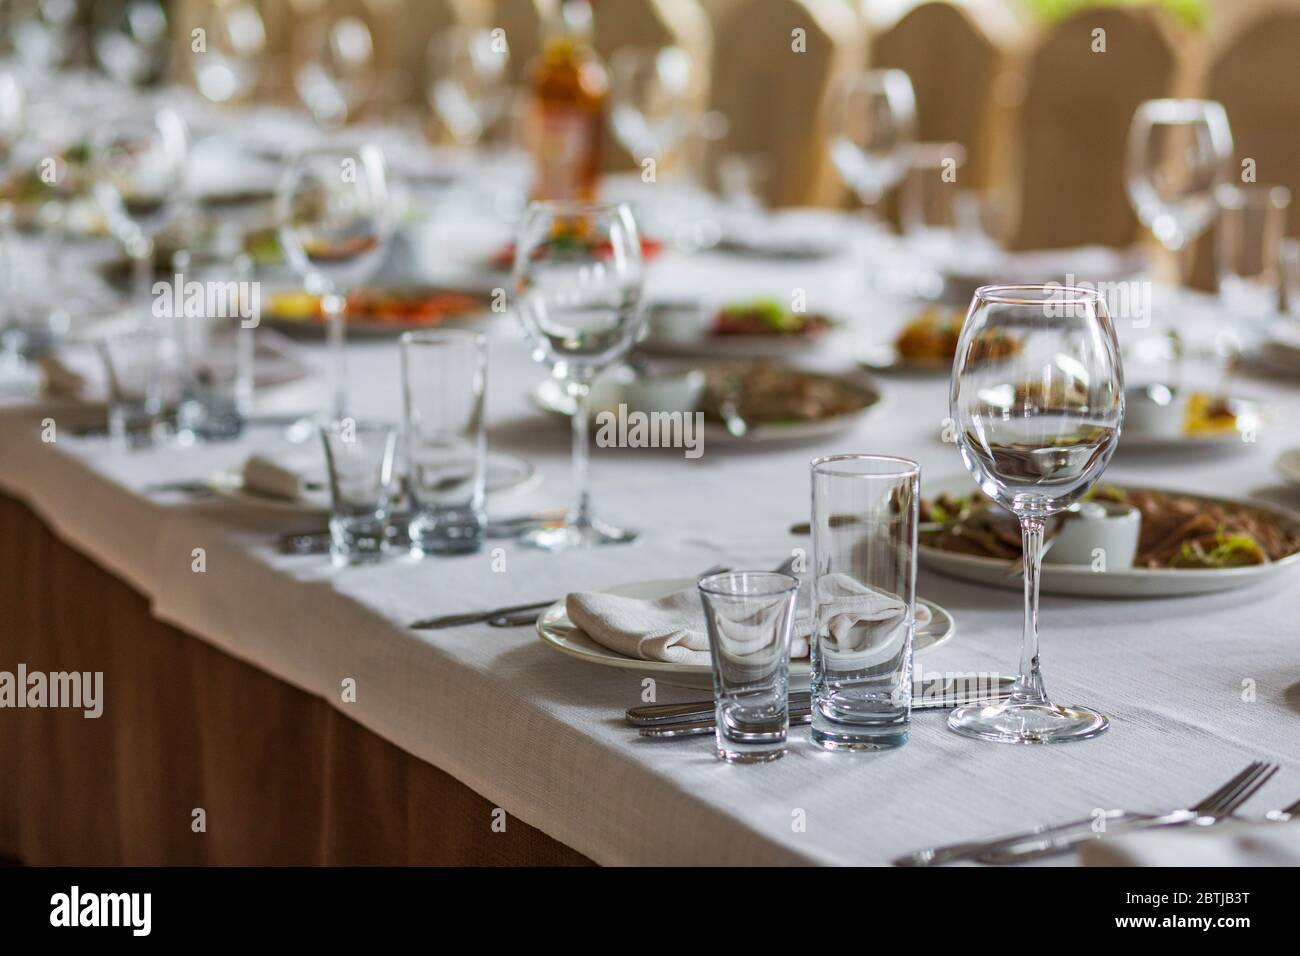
[320,419,398,566]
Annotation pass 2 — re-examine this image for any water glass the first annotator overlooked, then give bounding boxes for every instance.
[96,327,165,447]
[1215,184,1291,321]
[400,330,487,555]
[809,455,919,751]
[172,250,254,442]
[320,419,398,566]
[698,571,800,763]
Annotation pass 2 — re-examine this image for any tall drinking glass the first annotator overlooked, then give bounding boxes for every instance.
[948,285,1123,744]
[809,455,919,751]
[320,419,398,565]
[96,326,164,446]
[513,200,645,551]
[698,571,799,763]
[825,69,916,218]
[276,145,391,420]
[1215,184,1290,321]
[1126,99,1233,286]
[400,330,487,555]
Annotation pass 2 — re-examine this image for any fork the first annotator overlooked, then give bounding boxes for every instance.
[896,761,1275,867]
[977,761,1278,864]
[1265,795,1300,823]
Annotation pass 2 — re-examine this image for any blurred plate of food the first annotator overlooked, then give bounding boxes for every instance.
[917,474,1300,597]
[531,361,882,444]
[639,298,839,358]
[98,228,285,287]
[860,304,1022,374]
[487,234,664,272]
[260,285,492,337]
[1121,384,1266,449]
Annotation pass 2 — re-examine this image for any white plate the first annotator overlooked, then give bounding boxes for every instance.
[530,368,884,445]
[537,577,955,689]
[1276,448,1300,489]
[207,451,539,514]
[1119,398,1266,451]
[638,303,837,359]
[918,475,1300,597]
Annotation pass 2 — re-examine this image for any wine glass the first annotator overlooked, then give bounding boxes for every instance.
[948,285,1124,744]
[189,0,267,105]
[11,0,80,79]
[93,107,189,322]
[294,13,375,129]
[513,200,645,550]
[826,69,916,217]
[1126,99,1233,285]
[276,145,392,420]
[609,46,695,163]
[427,27,511,146]
[93,0,170,89]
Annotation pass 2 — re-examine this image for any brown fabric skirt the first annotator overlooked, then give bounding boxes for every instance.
[0,492,590,866]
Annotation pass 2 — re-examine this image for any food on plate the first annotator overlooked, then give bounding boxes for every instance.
[698,362,877,426]
[919,486,1300,570]
[266,286,487,327]
[1183,392,1246,436]
[894,306,1021,366]
[710,298,833,338]
[490,233,663,270]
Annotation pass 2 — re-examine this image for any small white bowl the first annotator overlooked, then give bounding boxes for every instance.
[1044,501,1141,570]
[1124,384,1184,438]
[621,369,706,416]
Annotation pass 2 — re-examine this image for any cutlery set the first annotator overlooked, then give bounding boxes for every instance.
[898,761,1293,866]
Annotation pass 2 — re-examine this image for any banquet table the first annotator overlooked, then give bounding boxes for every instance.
[3,192,1300,867]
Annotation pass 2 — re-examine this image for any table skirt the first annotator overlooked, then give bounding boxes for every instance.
[0,493,590,866]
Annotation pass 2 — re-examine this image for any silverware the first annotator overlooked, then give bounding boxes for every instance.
[897,761,1278,867]
[979,760,1277,864]
[485,563,734,628]
[1265,796,1300,823]
[631,676,1014,732]
[410,598,559,631]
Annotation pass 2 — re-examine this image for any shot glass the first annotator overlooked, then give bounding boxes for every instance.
[809,455,919,751]
[400,330,487,555]
[320,419,398,566]
[96,327,165,447]
[698,571,800,763]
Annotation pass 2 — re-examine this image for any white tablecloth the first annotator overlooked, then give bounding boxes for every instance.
[3,216,1299,866]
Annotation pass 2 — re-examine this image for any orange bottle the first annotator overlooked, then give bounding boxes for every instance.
[526,0,607,201]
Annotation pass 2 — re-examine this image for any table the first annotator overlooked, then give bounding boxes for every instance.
[3,214,1299,866]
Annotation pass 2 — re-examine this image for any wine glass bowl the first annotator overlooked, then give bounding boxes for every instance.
[826,69,916,209]
[427,27,511,146]
[609,46,695,162]
[93,107,189,242]
[948,285,1123,744]
[189,0,267,105]
[1126,99,1233,275]
[294,14,375,129]
[513,200,645,550]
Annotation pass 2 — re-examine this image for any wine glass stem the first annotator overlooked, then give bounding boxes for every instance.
[131,234,154,325]
[568,381,592,530]
[1014,516,1048,706]
[322,290,347,420]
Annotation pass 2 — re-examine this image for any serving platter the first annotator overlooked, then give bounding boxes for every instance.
[918,474,1300,597]
[537,577,955,689]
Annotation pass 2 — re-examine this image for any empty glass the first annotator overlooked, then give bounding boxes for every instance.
[609,46,695,163]
[92,0,170,89]
[512,200,645,550]
[698,571,800,763]
[1126,99,1233,285]
[948,285,1123,744]
[901,142,967,247]
[1216,184,1291,321]
[826,69,916,215]
[96,327,164,446]
[320,419,398,565]
[809,455,919,751]
[276,145,392,419]
[427,27,511,146]
[294,13,374,129]
[189,0,267,105]
[400,330,487,556]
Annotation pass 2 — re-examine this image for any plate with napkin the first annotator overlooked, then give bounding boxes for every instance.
[539,576,954,688]
[208,448,540,512]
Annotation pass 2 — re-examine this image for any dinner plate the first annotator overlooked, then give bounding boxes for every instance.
[637,302,838,359]
[1118,397,1266,450]
[536,577,955,689]
[530,367,884,445]
[918,474,1300,597]
[259,286,494,339]
[858,342,952,376]
[207,451,539,513]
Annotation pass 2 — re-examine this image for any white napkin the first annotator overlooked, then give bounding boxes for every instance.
[566,574,929,666]
[241,452,325,501]
[1081,821,1300,867]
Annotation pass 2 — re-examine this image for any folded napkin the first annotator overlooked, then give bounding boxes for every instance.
[1081,820,1300,867]
[566,573,930,667]
[241,452,325,501]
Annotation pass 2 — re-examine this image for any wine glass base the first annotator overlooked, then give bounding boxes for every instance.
[520,519,638,552]
[947,699,1109,745]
